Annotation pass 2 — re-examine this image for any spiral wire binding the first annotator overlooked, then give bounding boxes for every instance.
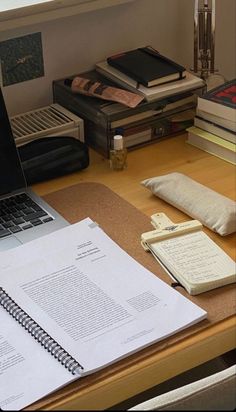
[0,287,83,375]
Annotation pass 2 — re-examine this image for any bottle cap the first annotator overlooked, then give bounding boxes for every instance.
[113,135,123,150]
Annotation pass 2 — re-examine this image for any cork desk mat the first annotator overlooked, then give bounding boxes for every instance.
[38,182,235,408]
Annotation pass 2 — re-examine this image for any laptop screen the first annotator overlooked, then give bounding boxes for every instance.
[0,87,26,196]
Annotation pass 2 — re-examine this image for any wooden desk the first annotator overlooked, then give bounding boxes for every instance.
[31,133,236,410]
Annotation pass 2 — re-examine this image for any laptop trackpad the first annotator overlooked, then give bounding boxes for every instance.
[0,236,23,251]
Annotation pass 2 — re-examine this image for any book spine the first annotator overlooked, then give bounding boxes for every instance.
[0,287,83,375]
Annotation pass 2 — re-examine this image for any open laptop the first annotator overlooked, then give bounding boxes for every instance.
[0,87,69,251]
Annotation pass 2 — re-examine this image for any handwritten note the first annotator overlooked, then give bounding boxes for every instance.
[149,231,236,294]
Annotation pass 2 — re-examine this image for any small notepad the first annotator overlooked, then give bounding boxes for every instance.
[141,213,236,295]
[147,230,236,295]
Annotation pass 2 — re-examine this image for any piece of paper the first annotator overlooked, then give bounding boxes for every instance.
[149,231,236,294]
[0,218,207,410]
[0,306,76,411]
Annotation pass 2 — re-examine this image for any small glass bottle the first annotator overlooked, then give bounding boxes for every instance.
[110,134,127,171]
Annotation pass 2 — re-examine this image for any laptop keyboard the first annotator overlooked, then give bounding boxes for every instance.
[0,193,53,239]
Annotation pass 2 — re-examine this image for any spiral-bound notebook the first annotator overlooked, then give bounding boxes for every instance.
[0,218,207,411]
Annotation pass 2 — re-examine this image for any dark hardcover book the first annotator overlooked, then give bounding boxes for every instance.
[197,78,236,121]
[107,46,186,88]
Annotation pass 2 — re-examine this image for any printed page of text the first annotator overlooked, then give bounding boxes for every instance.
[0,218,207,375]
[0,306,76,411]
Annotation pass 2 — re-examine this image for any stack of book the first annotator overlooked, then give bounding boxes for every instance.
[53,47,206,157]
[187,79,236,165]
[95,46,205,103]
[53,69,205,157]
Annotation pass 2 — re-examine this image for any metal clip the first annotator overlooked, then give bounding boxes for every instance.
[141,213,202,251]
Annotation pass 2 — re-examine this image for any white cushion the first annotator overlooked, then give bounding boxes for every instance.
[141,172,236,236]
[129,365,236,411]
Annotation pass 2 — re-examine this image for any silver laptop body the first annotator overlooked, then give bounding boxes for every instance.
[0,87,69,252]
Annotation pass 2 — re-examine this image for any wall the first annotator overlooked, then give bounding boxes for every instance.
[0,0,235,116]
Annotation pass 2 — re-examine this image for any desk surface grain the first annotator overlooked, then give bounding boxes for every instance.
[29,133,236,410]
[33,133,236,260]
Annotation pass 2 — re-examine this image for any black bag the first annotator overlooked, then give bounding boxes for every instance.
[18,136,89,185]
